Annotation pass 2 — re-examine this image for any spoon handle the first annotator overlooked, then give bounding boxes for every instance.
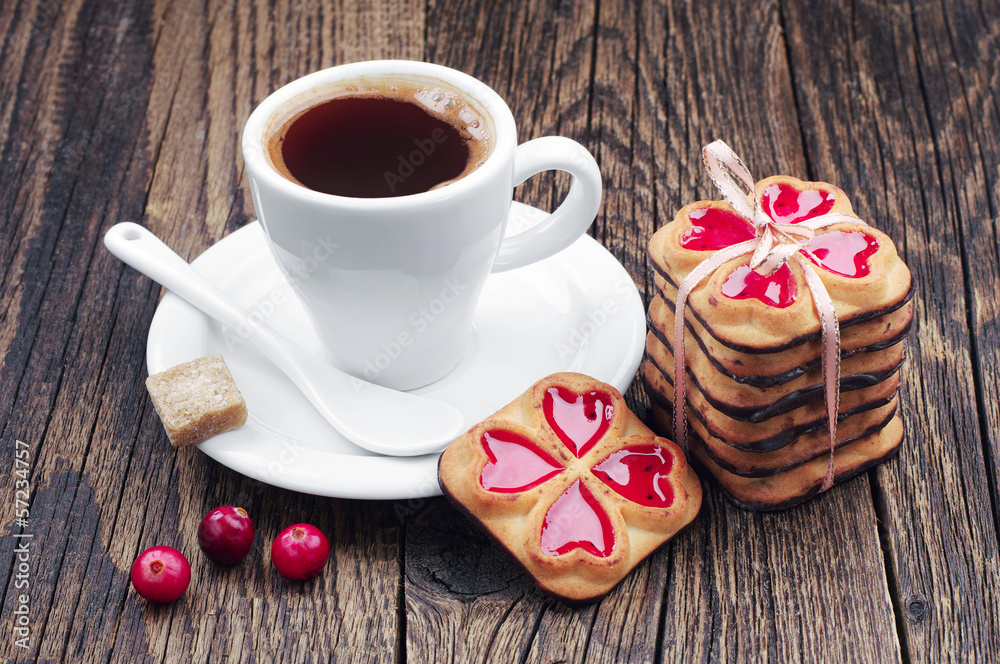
[104,222,307,377]
[104,222,466,456]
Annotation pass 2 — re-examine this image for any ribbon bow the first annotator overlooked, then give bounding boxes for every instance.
[673,140,867,492]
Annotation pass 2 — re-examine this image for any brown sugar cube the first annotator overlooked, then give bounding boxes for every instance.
[145,355,248,446]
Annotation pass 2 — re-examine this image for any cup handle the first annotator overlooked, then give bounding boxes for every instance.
[491,136,602,272]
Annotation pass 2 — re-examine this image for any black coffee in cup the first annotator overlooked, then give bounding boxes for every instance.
[265,81,493,198]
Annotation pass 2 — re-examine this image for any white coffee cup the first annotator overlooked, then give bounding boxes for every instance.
[242,60,602,390]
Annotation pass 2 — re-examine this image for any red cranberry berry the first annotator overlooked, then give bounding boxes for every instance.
[271,523,331,581]
[198,506,255,565]
[130,546,191,603]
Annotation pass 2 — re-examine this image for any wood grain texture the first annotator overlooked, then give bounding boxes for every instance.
[0,0,418,661]
[0,0,998,662]
[652,2,902,661]
[781,0,1000,661]
[406,2,605,662]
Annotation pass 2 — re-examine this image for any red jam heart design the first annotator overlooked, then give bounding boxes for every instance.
[721,263,798,308]
[591,445,676,509]
[479,430,564,492]
[473,382,687,562]
[760,182,836,223]
[540,479,615,558]
[543,387,614,457]
[703,182,878,308]
[679,207,755,251]
[802,229,879,278]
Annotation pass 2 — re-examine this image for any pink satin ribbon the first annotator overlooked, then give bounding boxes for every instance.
[672,140,867,492]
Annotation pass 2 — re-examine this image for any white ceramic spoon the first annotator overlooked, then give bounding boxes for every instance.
[105,222,466,456]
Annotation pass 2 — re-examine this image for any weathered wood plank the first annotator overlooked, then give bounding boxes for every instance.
[413,1,901,662]
[518,1,672,661]
[651,1,902,662]
[0,0,162,661]
[112,0,423,658]
[942,0,1000,524]
[781,0,1000,661]
[405,500,543,664]
[0,0,421,661]
[405,1,608,662]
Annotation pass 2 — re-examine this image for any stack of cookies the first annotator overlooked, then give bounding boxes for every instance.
[643,172,913,511]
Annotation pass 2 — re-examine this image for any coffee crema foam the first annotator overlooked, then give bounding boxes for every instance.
[265,79,493,198]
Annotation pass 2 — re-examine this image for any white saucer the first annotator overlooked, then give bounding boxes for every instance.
[146,202,646,500]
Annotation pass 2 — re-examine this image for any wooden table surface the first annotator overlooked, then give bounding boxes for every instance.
[2,0,999,661]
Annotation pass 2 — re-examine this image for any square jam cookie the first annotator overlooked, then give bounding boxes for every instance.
[438,372,701,603]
